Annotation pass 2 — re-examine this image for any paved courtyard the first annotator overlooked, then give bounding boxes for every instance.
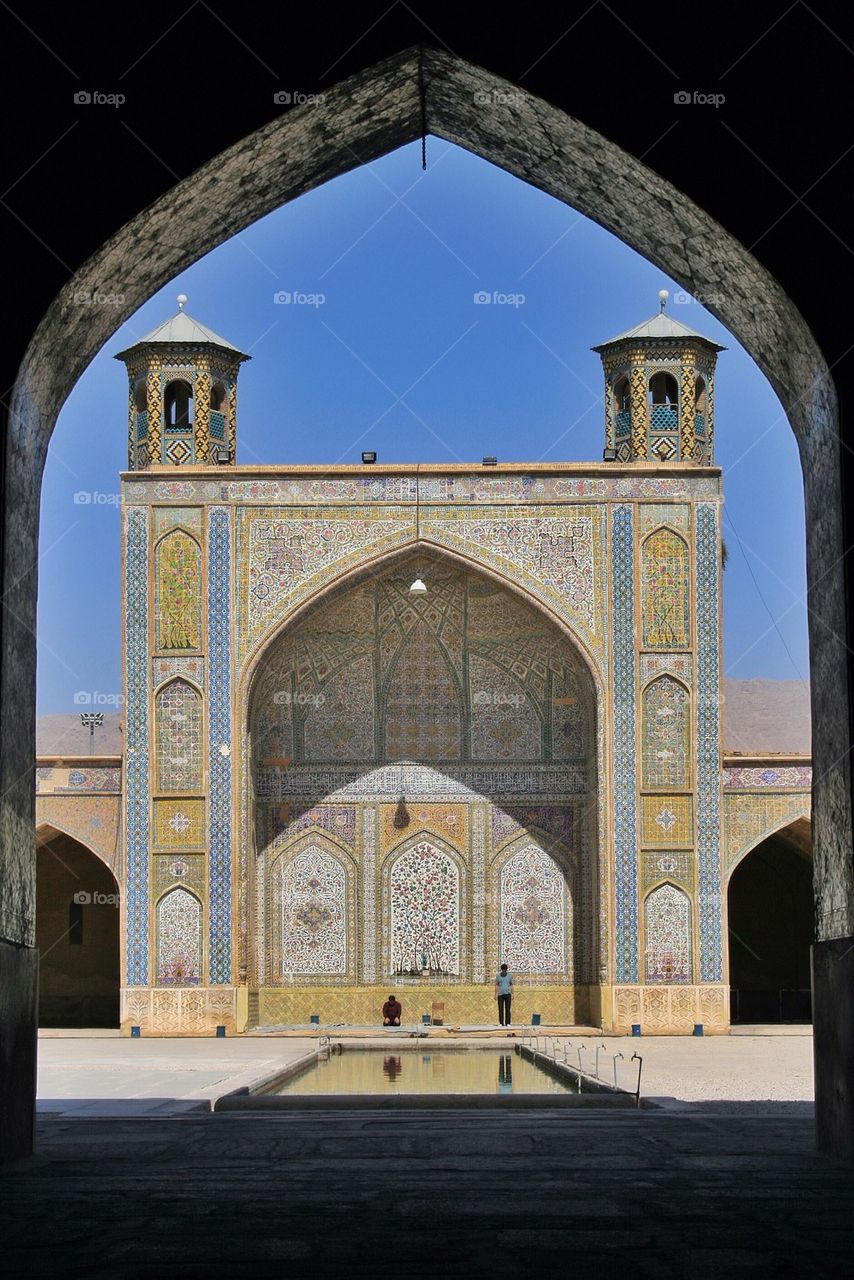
[8,1031,838,1276]
[37,1034,315,1116]
[36,1029,814,1114]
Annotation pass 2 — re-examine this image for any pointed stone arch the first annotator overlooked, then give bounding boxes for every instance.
[727,817,813,1023]
[35,824,121,1027]
[243,545,600,991]
[4,45,851,1158]
[725,808,811,881]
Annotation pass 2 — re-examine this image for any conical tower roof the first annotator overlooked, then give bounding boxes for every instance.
[115,295,250,361]
[592,291,725,352]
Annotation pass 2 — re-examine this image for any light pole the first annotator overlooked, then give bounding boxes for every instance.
[80,712,104,755]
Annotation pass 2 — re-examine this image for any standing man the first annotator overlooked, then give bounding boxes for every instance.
[494,963,513,1026]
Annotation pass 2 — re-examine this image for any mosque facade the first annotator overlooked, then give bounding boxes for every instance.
[36,295,812,1035]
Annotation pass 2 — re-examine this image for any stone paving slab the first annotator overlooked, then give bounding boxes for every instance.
[0,1110,850,1278]
[37,1036,315,1116]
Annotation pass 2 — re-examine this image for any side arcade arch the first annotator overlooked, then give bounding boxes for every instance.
[726,814,813,1024]
[35,823,120,1028]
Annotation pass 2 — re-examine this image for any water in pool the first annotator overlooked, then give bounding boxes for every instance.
[274,1048,573,1095]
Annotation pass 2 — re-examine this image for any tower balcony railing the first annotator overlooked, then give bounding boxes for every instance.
[650,403,678,430]
[615,409,631,436]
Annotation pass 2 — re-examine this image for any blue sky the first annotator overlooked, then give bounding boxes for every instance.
[36,138,809,714]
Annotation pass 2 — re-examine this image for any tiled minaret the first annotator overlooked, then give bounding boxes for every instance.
[593,290,724,464]
[115,295,250,469]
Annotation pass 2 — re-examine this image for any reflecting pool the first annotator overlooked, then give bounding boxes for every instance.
[273,1048,575,1095]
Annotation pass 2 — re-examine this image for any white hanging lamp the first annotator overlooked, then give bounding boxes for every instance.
[409,465,427,593]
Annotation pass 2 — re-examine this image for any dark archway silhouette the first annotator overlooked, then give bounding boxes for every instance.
[728,819,813,1024]
[36,827,120,1029]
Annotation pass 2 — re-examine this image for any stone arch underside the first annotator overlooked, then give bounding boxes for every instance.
[34,817,121,878]
[246,549,598,991]
[723,797,812,881]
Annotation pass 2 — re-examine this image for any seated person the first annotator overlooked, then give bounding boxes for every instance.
[382,994,402,1026]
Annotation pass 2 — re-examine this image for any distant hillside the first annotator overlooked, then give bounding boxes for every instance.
[35,680,811,759]
[36,712,122,756]
[722,678,810,754]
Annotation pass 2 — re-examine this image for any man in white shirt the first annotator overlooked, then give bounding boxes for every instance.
[494,964,513,1026]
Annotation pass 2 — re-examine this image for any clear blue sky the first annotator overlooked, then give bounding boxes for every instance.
[36,138,809,714]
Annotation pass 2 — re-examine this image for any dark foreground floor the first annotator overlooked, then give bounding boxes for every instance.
[1,1109,852,1278]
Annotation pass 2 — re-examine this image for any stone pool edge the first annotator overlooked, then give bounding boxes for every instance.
[212,1041,652,1110]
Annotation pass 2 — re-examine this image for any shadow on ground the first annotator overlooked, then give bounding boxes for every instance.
[0,1109,849,1277]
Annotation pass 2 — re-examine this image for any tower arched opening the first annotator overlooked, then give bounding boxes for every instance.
[164,379,193,431]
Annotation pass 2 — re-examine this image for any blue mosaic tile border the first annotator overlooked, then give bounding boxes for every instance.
[208,507,232,983]
[696,502,723,981]
[612,505,638,983]
[124,507,149,984]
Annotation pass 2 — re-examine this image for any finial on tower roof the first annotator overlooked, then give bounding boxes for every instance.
[658,288,669,313]
[177,294,188,310]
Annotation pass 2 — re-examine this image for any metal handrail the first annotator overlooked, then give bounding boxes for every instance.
[630,1051,643,1107]
[520,1038,640,1103]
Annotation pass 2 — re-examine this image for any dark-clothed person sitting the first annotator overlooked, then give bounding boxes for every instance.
[382,995,402,1026]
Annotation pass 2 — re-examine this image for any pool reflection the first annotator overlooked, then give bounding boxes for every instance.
[498,1054,512,1093]
[276,1048,572,1095]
